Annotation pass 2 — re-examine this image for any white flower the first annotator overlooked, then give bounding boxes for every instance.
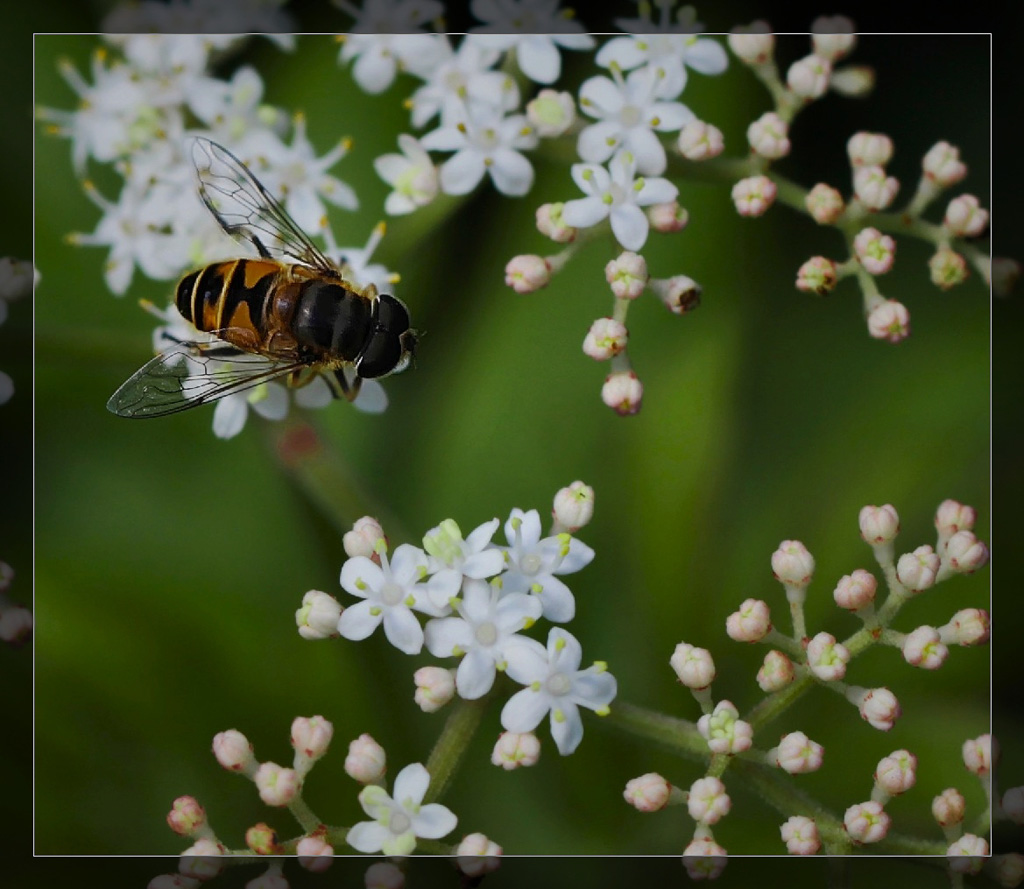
[339,544,461,654]
[501,627,617,755]
[577,66,693,175]
[561,149,677,252]
[497,508,593,623]
[595,33,728,99]
[338,17,449,94]
[212,376,290,439]
[421,100,538,197]
[186,66,286,146]
[469,1,596,84]
[407,36,516,128]
[346,762,457,855]
[424,578,542,699]
[422,518,506,581]
[322,222,397,295]
[374,134,439,215]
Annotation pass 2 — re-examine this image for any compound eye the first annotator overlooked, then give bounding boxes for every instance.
[357,332,402,379]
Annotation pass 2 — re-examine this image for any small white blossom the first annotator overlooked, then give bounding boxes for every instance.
[562,149,677,252]
[374,134,439,215]
[501,627,616,756]
[596,31,728,99]
[347,762,457,856]
[422,518,506,580]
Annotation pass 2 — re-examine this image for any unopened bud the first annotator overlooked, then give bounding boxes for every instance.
[928,247,969,290]
[866,299,910,343]
[727,24,774,65]
[601,370,643,416]
[854,165,899,210]
[811,17,856,61]
[345,733,387,783]
[505,254,552,294]
[923,141,967,186]
[536,202,577,243]
[344,516,385,559]
[647,200,689,232]
[806,183,845,224]
[853,227,896,274]
[944,194,989,238]
[747,112,790,159]
[413,665,456,712]
[649,274,701,313]
[491,731,541,769]
[552,481,594,532]
[605,251,648,299]
[732,175,776,217]
[677,119,724,160]
[296,589,342,640]
[583,317,628,360]
[830,65,875,97]
[847,132,893,167]
[787,54,831,99]
[796,256,837,294]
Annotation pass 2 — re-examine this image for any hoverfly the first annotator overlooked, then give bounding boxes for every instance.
[106,137,417,419]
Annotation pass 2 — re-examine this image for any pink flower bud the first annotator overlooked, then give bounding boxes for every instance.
[292,715,333,764]
[344,516,385,559]
[725,598,772,643]
[859,504,900,543]
[552,481,595,532]
[830,65,875,97]
[491,731,541,769]
[167,796,206,836]
[811,18,856,61]
[781,815,820,855]
[697,700,753,755]
[296,589,342,640]
[935,499,976,539]
[727,25,774,65]
[854,165,899,210]
[624,773,672,812]
[787,54,832,99]
[747,112,790,159]
[670,642,715,689]
[866,299,910,343]
[941,608,990,646]
[413,665,456,712]
[732,175,776,216]
[947,834,988,874]
[178,838,224,880]
[806,183,845,224]
[454,833,503,877]
[0,605,32,644]
[796,256,838,294]
[583,317,628,360]
[254,762,299,806]
[245,822,280,855]
[604,251,648,299]
[962,734,992,775]
[345,733,387,783]
[847,132,893,167]
[601,370,643,416]
[677,119,725,160]
[896,545,941,592]
[932,787,966,826]
[902,626,948,669]
[505,254,552,294]
[212,729,256,773]
[853,227,896,274]
[771,540,815,587]
[844,801,890,843]
[687,776,731,824]
[646,201,689,232]
[944,194,989,238]
[929,246,969,289]
[854,687,901,731]
[682,838,727,878]
[923,141,967,186]
[757,650,795,692]
[806,632,850,681]
[365,861,406,889]
[774,731,824,774]
[535,203,577,243]
[649,275,702,314]
[297,835,334,872]
[875,749,917,795]
[833,569,877,611]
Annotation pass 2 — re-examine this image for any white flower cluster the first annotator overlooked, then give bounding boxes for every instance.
[40,35,400,437]
[303,499,616,756]
[337,1,727,252]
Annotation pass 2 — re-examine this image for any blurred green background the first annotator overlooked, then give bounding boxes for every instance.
[30,30,998,863]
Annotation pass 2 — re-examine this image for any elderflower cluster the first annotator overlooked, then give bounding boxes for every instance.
[623,497,989,859]
[38,34,403,438]
[296,483,616,757]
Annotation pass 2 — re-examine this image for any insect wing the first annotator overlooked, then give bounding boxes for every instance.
[191,137,337,275]
[107,340,304,419]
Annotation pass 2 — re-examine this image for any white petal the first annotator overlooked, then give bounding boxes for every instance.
[609,203,650,251]
[488,149,534,196]
[439,151,486,195]
[494,592,543,629]
[595,36,645,69]
[250,383,289,420]
[570,162,610,196]
[353,48,397,94]
[293,375,333,408]
[561,196,609,229]
[465,517,501,552]
[577,121,621,165]
[424,616,473,657]
[548,627,582,671]
[459,579,493,622]
[338,600,383,641]
[412,803,458,839]
[650,101,694,132]
[518,509,543,546]
[423,568,462,610]
[626,127,667,176]
[319,175,359,211]
[340,557,383,597]
[500,687,551,733]
[382,606,424,655]
[534,576,575,623]
[579,75,623,117]
[346,820,389,853]
[420,125,467,153]
[286,188,327,234]
[457,649,497,699]
[503,636,549,684]
[636,176,679,206]
[212,395,247,439]
[572,670,618,708]
[391,543,429,585]
[553,33,596,51]
[550,701,583,755]
[353,379,388,413]
[461,548,506,579]
[686,39,729,75]
[392,762,430,805]
[517,36,560,83]
[384,191,417,215]
[374,153,409,185]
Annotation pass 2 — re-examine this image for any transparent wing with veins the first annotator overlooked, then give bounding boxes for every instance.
[191,136,338,275]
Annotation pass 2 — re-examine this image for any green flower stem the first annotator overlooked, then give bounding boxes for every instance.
[424,698,488,804]
[287,793,323,835]
[266,418,411,541]
[604,701,706,758]
[744,672,815,731]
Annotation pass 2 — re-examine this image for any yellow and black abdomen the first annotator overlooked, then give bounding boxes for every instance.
[175,259,286,351]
